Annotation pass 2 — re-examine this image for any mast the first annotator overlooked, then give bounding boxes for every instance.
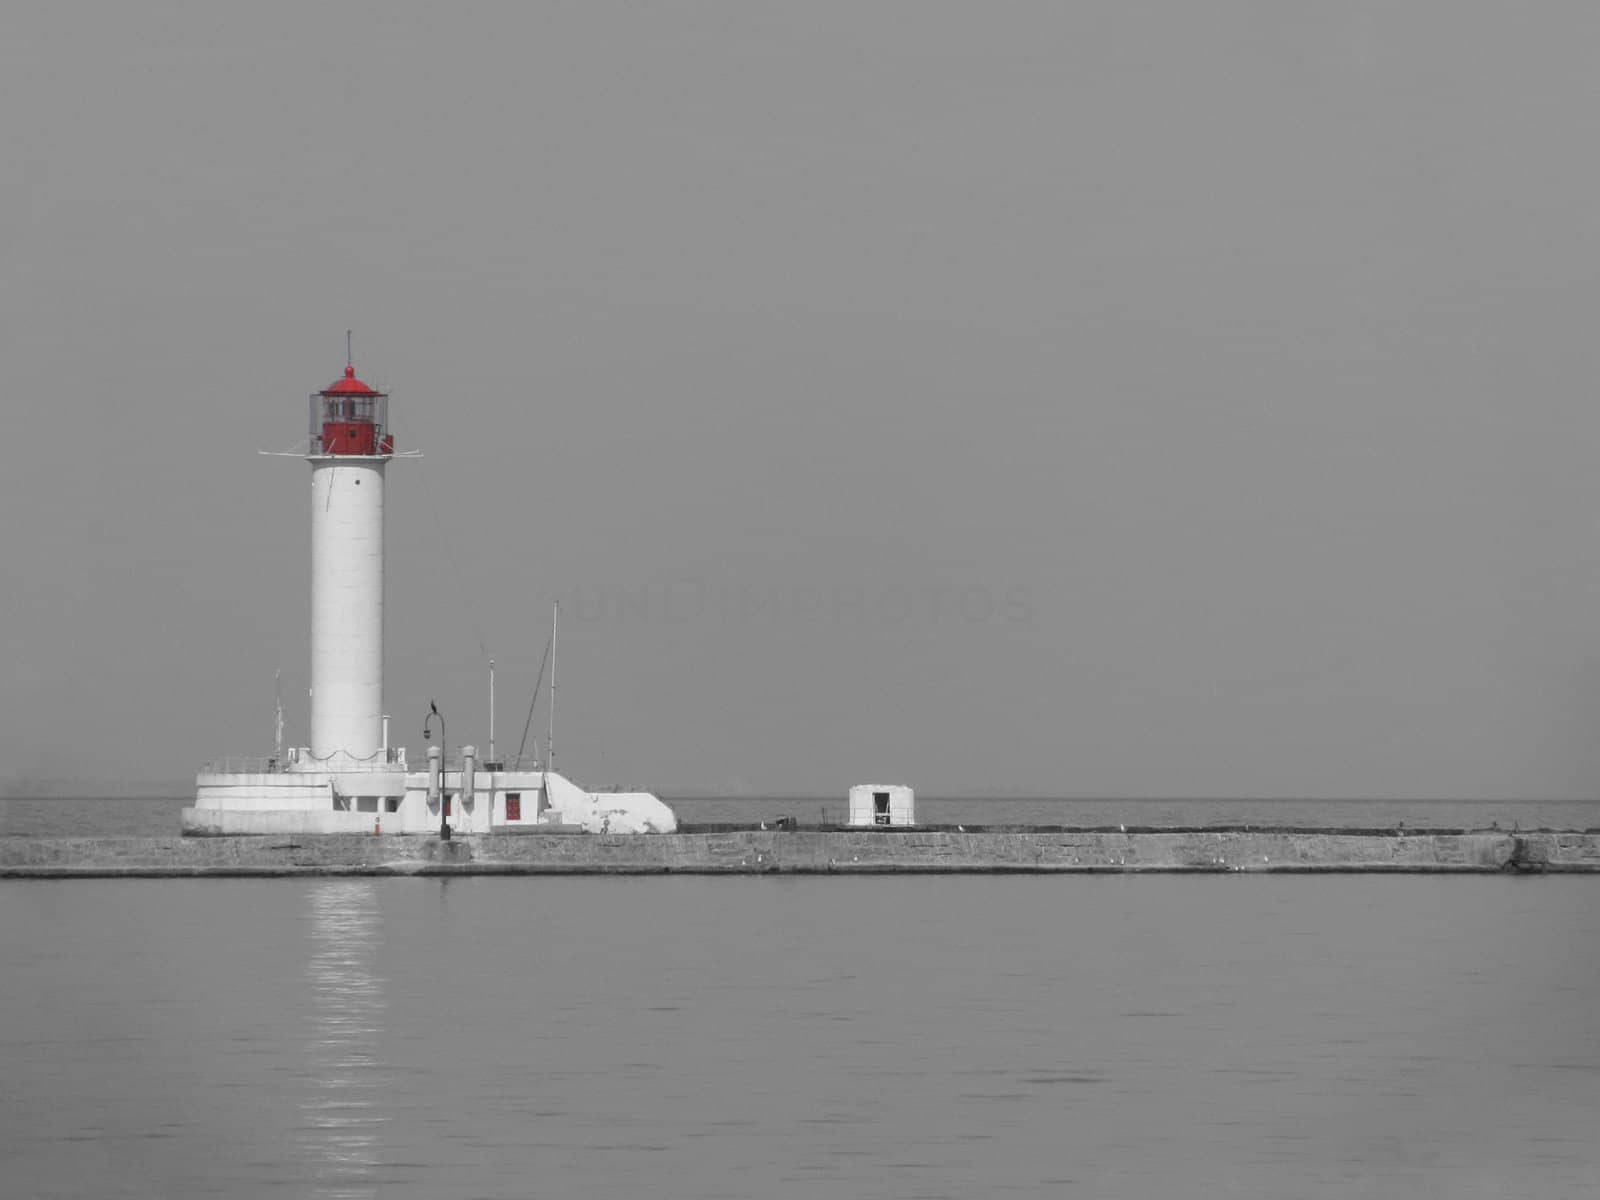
[488,658,495,764]
[547,601,558,772]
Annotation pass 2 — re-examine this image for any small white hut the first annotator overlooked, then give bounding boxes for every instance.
[848,784,915,827]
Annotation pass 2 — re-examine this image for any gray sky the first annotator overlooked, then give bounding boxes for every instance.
[4,3,1600,798]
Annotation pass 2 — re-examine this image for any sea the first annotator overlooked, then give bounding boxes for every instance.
[4,796,1600,1198]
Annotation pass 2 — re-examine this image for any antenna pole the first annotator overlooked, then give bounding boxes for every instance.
[548,602,558,772]
[274,669,284,764]
[346,329,353,369]
[488,658,495,764]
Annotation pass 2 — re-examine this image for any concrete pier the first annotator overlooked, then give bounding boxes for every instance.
[3,828,1599,877]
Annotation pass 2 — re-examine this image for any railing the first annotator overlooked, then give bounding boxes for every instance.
[294,748,408,769]
[200,751,555,777]
[201,756,286,775]
[202,748,409,775]
[488,755,545,773]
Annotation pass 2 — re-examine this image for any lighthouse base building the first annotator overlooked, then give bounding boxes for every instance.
[185,758,676,836]
[182,356,675,837]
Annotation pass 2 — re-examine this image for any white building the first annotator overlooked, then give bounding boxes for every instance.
[182,357,676,837]
[848,785,915,827]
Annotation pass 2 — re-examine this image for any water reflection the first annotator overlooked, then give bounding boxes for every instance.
[300,880,389,1199]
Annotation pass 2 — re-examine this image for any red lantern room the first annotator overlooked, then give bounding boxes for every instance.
[310,365,394,456]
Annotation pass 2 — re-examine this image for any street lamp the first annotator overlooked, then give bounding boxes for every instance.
[423,701,450,840]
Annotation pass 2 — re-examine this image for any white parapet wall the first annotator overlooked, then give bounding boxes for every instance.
[190,767,407,835]
[847,784,915,827]
[540,773,678,834]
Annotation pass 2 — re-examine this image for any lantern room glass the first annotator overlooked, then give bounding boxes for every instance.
[309,392,390,454]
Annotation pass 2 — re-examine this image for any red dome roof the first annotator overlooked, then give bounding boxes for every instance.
[320,365,382,396]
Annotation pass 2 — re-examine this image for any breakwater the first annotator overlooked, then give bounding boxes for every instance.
[3,828,1599,877]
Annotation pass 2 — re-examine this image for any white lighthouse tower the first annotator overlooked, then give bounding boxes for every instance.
[307,362,394,764]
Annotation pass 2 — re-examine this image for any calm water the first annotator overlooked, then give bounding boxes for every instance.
[4,794,1600,837]
[3,875,1598,1198]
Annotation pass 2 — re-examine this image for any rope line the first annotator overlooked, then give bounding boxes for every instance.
[517,629,554,762]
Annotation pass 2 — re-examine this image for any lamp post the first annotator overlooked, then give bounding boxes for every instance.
[424,702,450,840]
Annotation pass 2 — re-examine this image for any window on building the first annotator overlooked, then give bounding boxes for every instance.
[506,793,522,821]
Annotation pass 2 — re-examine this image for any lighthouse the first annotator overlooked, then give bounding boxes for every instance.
[185,345,677,836]
[307,362,395,763]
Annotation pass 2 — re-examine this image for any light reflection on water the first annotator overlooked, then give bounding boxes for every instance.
[300,880,389,1199]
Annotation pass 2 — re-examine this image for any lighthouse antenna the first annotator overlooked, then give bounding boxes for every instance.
[548,602,558,772]
[346,330,353,370]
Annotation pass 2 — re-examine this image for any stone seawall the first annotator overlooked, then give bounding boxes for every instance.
[3,829,1600,877]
